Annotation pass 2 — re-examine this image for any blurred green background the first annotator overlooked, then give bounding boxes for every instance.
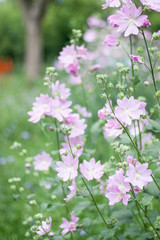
[0,0,160,239]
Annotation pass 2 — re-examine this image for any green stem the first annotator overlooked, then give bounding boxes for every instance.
[142,30,160,106]
[130,187,146,229]
[137,120,142,150]
[67,136,119,240]
[54,119,70,217]
[131,185,160,239]
[130,35,136,98]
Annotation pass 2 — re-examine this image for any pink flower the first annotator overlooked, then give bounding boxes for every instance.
[108,14,120,27]
[60,136,84,158]
[126,155,137,165]
[130,54,144,64]
[115,97,146,125]
[69,75,82,85]
[55,153,78,181]
[140,0,160,12]
[125,162,152,189]
[142,19,151,27]
[64,113,87,138]
[87,16,105,28]
[64,179,76,202]
[75,104,92,118]
[76,45,88,59]
[37,217,52,236]
[134,187,141,194]
[115,3,150,37]
[28,94,54,123]
[50,81,70,102]
[104,34,118,47]
[105,169,131,205]
[83,29,97,42]
[103,119,123,139]
[60,211,79,236]
[91,64,100,71]
[158,30,160,36]
[51,97,72,122]
[33,152,52,171]
[58,45,77,68]
[68,59,80,75]
[102,0,121,9]
[80,158,104,181]
[98,101,112,119]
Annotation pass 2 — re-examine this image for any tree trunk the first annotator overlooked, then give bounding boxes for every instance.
[19,0,49,80]
[25,18,42,79]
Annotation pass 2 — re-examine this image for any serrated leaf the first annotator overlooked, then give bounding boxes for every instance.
[147,119,160,133]
[140,193,154,207]
[145,182,160,199]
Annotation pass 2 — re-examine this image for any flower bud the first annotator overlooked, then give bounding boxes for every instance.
[137,47,143,54]
[152,32,160,40]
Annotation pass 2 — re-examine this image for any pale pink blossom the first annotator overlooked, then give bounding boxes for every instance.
[28,94,54,123]
[80,158,104,181]
[158,30,160,36]
[103,119,123,139]
[104,34,118,47]
[91,64,100,71]
[105,169,131,205]
[98,101,112,119]
[126,155,137,165]
[108,14,120,27]
[140,0,160,12]
[51,97,72,122]
[102,0,121,9]
[58,45,77,68]
[33,152,52,171]
[60,211,79,236]
[75,104,92,118]
[134,187,141,194]
[69,75,82,85]
[64,113,87,138]
[115,3,150,37]
[60,136,84,158]
[125,162,152,189]
[55,153,78,181]
[50,81,70,102]
[76,45,88,59]
[37,217,52,236]
[67,58,80,75]
[83,29,97,42]
[64,179,76,202]
[115,97,146,125]
[130,54,144,64]
[87,16,105,28]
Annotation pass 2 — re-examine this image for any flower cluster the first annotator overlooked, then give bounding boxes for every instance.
[105,162,152,205]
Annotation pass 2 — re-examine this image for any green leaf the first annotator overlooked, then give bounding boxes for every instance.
[135,75,140,85]
[140,193,154,207]
[144,182,160,199]
[147,119,160,133]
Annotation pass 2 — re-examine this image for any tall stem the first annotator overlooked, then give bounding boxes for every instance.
[130,35,136,98]
[142,30,160,107]
[54,119,70,217]
[67,136,120,240]
[130,185,160,239]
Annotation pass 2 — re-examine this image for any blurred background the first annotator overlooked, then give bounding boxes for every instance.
[0,0,160,239]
